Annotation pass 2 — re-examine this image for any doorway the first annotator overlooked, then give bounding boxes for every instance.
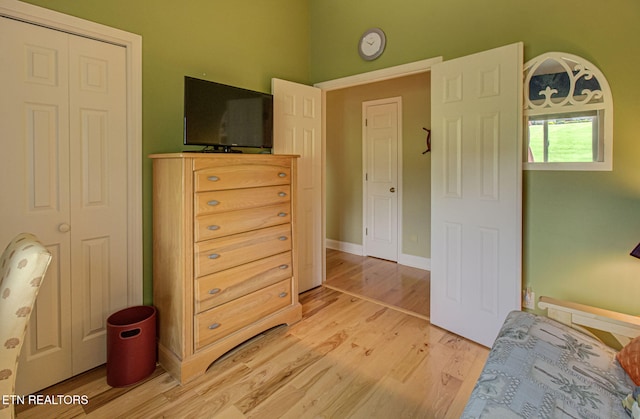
[321,69,433,318]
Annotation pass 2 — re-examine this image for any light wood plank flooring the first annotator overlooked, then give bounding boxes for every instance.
[15,287,487,418]
[325,249,430,319]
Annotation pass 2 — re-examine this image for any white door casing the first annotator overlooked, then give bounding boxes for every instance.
[0,0,141,393]
[430,43,523,348]
[272,78,323,293]
[363,98,401,262]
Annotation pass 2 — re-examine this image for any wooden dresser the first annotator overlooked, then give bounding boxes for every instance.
[150,153,302,384]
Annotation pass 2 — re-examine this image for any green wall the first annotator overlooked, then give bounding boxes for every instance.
[326,73,431,258]
[311,0,640,315]
[18,0,640,316]
[20,0,311,304]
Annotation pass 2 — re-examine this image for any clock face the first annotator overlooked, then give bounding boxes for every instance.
[359,28,386,61]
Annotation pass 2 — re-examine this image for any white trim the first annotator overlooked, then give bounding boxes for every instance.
[326,239,430,270]
[524,162,612,171]
[0,0,143,305]
[362,97,403,262]
[321,91,328,287]
[398,253,430,270]
[315,57,443,91]
[326,239,364,256]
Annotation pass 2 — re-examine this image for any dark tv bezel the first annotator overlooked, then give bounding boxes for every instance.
[183,76,273,150]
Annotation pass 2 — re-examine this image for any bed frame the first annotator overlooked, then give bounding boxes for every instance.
[538,296,640,348]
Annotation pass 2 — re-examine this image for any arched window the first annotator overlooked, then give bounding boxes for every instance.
[524,52,613,170]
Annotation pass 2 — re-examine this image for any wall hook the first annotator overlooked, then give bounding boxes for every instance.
[422,127,431,154]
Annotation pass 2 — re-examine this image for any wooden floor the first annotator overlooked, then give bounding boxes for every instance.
[15,287,487,419]
[324,249,430,319]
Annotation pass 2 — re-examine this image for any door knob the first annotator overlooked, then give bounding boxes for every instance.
[58,223,71,233]
[390,187,396,193]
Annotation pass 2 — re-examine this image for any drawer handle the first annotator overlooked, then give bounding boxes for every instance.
[278,192,287,197]
[208,176,220,182]
[278,236,288,241]
[278,172,287,178]
[279,292,288,298]
[208,323,221,330]
[208,200,220,206]
[209,253,220,259]
[208,225,220,231]
[278,212,287,217]
[208,288,221,295]
[279,264,289,270]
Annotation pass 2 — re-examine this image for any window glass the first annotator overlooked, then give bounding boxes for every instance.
[527,111,602,163]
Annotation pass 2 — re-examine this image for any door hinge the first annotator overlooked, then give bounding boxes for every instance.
[366,227,368,235]
[365,173,368,181]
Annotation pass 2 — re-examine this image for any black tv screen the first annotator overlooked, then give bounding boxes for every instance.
[183,76,273,150]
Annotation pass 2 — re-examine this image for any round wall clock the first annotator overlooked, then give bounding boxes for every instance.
[358,28,386,61]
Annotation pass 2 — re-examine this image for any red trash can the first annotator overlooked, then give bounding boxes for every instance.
[106,305,157,387]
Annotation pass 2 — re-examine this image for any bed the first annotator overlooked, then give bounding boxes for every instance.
[462,297,640,418]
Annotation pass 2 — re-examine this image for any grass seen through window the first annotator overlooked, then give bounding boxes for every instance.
[528,119,594,163]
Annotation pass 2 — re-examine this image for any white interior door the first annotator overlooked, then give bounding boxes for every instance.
[0,16,129,394]
[363,98,400,261]
[272,78,323,293]
[430,43,523,348]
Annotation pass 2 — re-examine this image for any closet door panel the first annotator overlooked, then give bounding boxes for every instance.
[68,35,129,374]
[0,17,74,395]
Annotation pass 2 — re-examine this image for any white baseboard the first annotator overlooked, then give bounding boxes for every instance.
[326,239,363,255]
[326,239,431,271]
[398,253,431,270]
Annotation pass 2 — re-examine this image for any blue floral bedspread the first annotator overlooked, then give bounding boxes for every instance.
[462,310,634,418]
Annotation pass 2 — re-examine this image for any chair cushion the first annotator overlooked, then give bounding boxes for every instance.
[0,233,51,413]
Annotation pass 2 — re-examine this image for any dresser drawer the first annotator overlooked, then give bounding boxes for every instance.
[194,164,290,192]
[195,224,292,277]
[195,279,292,350]
[195,251,292,313]
[195,203,291,242]
[195,185,290,216]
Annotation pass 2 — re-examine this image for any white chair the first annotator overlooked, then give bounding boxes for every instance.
[0,234,52,418]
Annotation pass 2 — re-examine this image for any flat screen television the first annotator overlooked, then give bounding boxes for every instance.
[183,76,273,152]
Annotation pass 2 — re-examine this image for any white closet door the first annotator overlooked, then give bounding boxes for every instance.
[0,16,74,395]
[0,16,129,394]
[67,34,129,374]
